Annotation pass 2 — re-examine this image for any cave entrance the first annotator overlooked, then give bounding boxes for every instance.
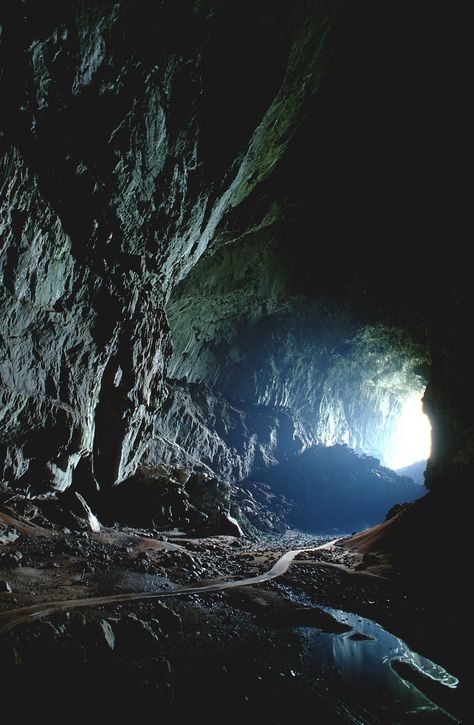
[313,326,431,480]
[165,239,433,531]
[381,391,431,472]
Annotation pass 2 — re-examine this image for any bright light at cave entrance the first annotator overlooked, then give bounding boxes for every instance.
[384,395,431,471]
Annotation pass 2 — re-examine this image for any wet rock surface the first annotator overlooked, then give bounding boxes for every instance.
[0,504,467,722]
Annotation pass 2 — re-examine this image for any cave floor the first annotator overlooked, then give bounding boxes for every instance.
[0,511,466,723]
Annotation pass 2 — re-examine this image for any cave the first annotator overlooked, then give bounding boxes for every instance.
[0,2,469,721]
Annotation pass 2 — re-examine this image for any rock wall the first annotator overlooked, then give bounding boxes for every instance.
[0,0,337,491]
[0,1,471,504]
[145,378,315,482]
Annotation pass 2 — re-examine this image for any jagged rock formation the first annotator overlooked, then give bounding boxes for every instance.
[165,235,429,466]
[145,378,315,482]
[0,0,471,528]
[0,8,470,722]
[0,1,337,492]
[142,380,422,534]
[97,464,243,536]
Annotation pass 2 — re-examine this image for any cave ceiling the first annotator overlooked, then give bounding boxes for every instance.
[0,1,470,495]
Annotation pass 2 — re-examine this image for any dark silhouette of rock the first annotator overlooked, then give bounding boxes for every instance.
[396,461,426,485]
[243,445,423,533]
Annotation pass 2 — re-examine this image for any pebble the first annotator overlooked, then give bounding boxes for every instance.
[1,551,23,567]
[99,619,116,650]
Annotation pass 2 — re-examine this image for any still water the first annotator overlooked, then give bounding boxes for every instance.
[299,606,460,724]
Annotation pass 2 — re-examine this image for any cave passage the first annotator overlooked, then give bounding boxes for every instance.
[161,260,432,533]
[163,214,433,504]
[0,0,468,721]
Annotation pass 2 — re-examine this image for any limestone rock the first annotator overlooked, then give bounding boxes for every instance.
[0,1,335,494]
[146,378,314,482]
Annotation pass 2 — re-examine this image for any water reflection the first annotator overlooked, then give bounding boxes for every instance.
[299,606,460,723]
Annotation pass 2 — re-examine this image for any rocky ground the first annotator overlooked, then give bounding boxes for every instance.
[0,492,467,723]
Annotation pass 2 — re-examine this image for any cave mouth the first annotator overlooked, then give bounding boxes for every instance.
[382,392,431,471]
[319,380,432,474]
[312,332,432,477]
[0,1,467,720]
[164,210,433,493]
[156,296,432,534]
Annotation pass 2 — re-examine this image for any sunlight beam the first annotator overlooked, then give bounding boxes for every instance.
[384,395,431,470]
